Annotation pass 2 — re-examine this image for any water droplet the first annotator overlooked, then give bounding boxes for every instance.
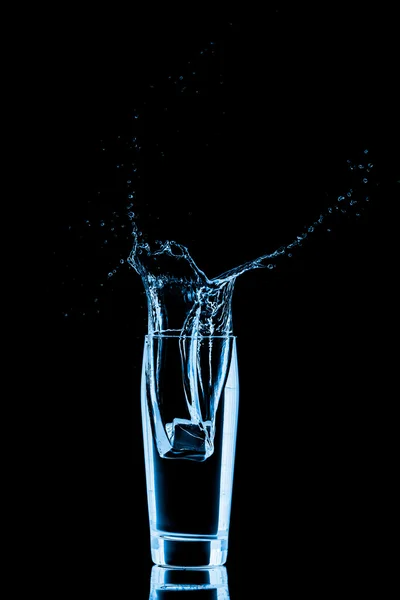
[308,226,314,232]
[364,149,369,154]
[120,259,124,264]
[100,221,105,226]
[363,178,368,183]
[338,196,345,202]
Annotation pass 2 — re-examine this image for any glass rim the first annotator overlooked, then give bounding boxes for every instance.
[145,331,236,339]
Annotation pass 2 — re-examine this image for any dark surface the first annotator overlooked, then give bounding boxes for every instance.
[40,7,398,597]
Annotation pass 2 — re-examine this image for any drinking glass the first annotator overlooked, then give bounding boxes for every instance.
[141,333,239,567]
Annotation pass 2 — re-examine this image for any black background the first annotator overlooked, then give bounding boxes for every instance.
[40,7,398,597]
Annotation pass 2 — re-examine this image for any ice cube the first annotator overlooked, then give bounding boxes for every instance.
[167,418,212,452]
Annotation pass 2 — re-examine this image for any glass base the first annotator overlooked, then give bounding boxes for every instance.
[151,534,228,567]
[150,566,229,596]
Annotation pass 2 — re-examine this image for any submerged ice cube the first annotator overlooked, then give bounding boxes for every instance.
[166,418,212,453]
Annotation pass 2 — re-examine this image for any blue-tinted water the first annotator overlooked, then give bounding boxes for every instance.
[128,151,374,337]
[142,334,239,566]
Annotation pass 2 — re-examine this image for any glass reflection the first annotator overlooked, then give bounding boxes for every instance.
[149,566,230,598]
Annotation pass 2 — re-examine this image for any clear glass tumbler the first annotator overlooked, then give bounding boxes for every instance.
[141,333,239,567]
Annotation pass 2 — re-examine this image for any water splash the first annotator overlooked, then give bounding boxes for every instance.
[58,30,381,322]
[128,151,375,336]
